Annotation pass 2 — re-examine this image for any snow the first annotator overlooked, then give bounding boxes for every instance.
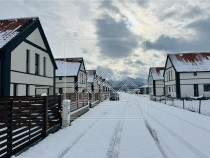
[150,67,164,80]
[0,17,37,49]
[14,93,210,158]
[87,74,94,82]
[158,98,210,116]
[55,60,80,76]
[0,29,19,49]
[140,84,148,88]
[169,53,210,72]
[142,95,210,158]
[15,93,162,158]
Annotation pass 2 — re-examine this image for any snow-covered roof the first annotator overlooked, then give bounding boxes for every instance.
[55,58,83,76]
[86,70,96,82]
[169,53,210,72]
[0,17,38,49]
[150,67,164,80]
[140,85,148,88]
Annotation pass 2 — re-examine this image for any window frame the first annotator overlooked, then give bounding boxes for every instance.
[204,84,210,92]
[35,53,40,75]
[43,57,46,77]
[26,50,30,73]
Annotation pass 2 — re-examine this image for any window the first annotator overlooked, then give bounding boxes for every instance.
[13,84,18,96]
[193,72,197,76]
[43,57,46,76]
[168,87,171,92]
[35,54,40,75]
[26,85,29,96]
[26,50,30,73]
[204,84,210,91]
[171,70,173,80]
[59,76,62,80]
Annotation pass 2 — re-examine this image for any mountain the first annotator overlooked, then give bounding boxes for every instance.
[108,77,148,91]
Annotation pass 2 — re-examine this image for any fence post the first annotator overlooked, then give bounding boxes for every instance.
[199,100,201,114]
[7,99,13,157]
[183,99,184,109]
[43,96,48,137]
[58,95,62,127]
[172,98,174,106]
[165,96,166,104]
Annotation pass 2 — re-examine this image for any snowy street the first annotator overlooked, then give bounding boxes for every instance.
[16,93,162,158]
[15,93,210,158]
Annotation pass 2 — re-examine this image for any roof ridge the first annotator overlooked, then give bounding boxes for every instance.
[0,17,39,21]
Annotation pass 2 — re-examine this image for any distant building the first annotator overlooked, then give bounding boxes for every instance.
[55,58,86,94]
[86,70,99,93]
[140,85,149,94]
[0,17,57,96]
[148,67,165,96]
[164,53,210,98]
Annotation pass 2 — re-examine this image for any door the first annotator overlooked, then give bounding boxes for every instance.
[59,88,63,94]
[194,84,199,97]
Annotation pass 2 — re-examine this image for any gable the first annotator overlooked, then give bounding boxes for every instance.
[166,57,172,69]
[26,28,46,49]
[79,62,85,72]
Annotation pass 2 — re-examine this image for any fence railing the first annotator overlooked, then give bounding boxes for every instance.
[61,93,90,112]
[150,95,210,116]
[0,95,61,158]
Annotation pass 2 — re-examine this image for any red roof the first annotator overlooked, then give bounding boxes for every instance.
[155,67,165,75]
[169,52,210,72]
[0,17,37,49]
[55,58,83,63]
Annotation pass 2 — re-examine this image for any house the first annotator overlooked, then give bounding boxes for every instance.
[164,52,210,98]
[0,17,57,96]
[140,85,149,94]
[86,70,99,93]
[148,67,165,96]
[55,58,87,94]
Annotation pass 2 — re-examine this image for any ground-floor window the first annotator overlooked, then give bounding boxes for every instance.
[26,85,30,96]
[13,84,18,96]
[204,84,210,91]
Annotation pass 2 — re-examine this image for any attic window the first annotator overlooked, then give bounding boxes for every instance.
[59,77,62,80]
[193,72,197,76]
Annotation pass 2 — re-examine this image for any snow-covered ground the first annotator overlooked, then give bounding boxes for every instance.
[141,95,210,158]
[159,99,210,116]
[15,93,162,158]
[15,93,210,158]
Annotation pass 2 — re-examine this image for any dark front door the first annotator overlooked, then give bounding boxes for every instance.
[59,88,63,94]
[194,84,199,97]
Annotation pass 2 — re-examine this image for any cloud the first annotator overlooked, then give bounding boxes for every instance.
[135,0,149,8]
[146,18,210,53]
[95,14,139,58]
[96,65,114,79]
[100,0,120,13]
[159,4,205,21]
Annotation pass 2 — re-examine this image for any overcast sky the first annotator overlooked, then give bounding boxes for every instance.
[1,0,210,79]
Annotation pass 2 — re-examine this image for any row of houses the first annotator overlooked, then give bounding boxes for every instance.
[149,53,210,98]
[0,17,111,97]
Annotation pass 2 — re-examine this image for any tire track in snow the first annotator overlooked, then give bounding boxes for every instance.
[146,113,209,158]
[56,111,108,158]
[106,121,124,158]
[105,100,132,158]
[150,104,210,133]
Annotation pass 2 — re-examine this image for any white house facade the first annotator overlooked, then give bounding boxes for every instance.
[148,67,165,96]
[55,58,87,94]
[86,70,99,93]
[0,17,57,96]
[164,53,210,98]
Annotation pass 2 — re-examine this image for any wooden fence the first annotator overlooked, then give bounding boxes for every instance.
[61,92,102,112]
[0,95,61,158]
